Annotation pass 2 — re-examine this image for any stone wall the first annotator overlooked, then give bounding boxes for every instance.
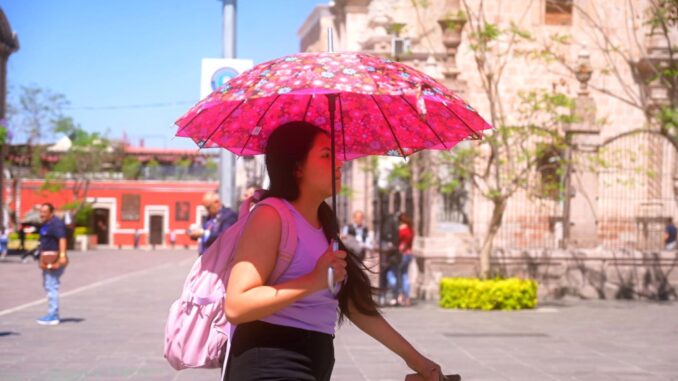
[410,248,678,301]
[297,0,677,254]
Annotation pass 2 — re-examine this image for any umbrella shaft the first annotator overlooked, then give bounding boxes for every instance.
[328,94,337,223]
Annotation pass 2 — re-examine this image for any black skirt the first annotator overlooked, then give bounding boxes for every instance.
[223,320,335,381]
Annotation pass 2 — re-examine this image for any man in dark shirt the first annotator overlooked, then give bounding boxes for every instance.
[37,203,67,325]
[665,217,677,250]
[189,192,237,255]
[341,210,373,261]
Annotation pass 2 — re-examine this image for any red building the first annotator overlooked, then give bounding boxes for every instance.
[15,179,218,249]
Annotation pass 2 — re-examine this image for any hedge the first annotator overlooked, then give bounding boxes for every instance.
[439,277,538,310]
[74,227,89,236]
[8,232,39,241]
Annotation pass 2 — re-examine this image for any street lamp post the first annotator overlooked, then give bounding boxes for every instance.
[0,10,19,229]
[219,0,237,208]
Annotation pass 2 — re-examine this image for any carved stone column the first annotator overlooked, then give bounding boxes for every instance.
[410,0,475,301]
[359,1,392,54]
[634,27,674,249]
[563,47,600,248]
[437,0,466,92]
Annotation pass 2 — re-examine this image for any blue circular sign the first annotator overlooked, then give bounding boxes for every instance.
[211,67,240,91]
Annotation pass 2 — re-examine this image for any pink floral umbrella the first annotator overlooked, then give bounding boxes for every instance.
[176,52,492,160]
[176,50,492,293]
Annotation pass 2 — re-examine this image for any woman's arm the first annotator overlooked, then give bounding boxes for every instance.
[348,301,442,380]
[224,206,346,324]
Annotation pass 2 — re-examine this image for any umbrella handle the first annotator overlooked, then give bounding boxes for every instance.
[328,240,339,295]
[328,267,336,295]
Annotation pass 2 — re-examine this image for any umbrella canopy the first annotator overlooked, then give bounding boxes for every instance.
[176,52,492,159]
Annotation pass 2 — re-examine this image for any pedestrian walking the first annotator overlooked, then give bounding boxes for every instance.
[133,229,141,249]
[397,213,415,306]
[169,230,176,249]
[665,217,677,250]
[0,225,8,259]
[36,203,68,326]
[189,192,237,255]
[222,122,442,381]
[380,212,401,306]
[341,210,373,262]
[18,223,26,251]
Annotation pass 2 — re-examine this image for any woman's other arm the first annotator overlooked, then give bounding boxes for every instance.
[348,300,443,381]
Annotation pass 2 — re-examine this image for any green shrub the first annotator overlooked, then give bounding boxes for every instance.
[8,232,39,240]
[74,227,89,236]
[439,277,538,310]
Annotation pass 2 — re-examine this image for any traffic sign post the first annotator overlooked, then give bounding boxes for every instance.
[200,58,253,208]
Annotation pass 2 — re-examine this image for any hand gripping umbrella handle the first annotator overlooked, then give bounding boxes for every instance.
[328,240,339,295]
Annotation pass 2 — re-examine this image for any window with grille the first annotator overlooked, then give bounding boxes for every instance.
[545,0,573,26]
[121,194,140,221]
[536,144,565,199]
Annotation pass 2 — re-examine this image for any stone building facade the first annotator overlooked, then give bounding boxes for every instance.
[298,0,678,299]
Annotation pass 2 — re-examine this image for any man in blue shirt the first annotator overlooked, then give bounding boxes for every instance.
[666,217,677,251]
[189,192,237,255]
[37,203,67,325]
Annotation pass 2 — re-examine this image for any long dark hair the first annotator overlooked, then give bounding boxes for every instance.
[399,213,413,231]
[262,121,380,322]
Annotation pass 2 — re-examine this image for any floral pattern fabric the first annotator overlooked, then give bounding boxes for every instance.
[176,52,492,159]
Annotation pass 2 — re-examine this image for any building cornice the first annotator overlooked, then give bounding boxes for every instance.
[298,4,332,40]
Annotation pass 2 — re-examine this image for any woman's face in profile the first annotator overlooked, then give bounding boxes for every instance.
[297,133,343,199]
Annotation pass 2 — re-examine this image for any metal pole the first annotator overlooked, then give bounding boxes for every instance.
[219,0,236,208]
[561,133,573,249]
[0,11,19,230]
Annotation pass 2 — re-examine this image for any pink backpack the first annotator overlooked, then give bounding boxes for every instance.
[163,196,297,371]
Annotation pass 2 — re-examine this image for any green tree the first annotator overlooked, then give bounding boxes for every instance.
[7,86,69,177]
[43,117,113,218]
[534,0,677,151]
[10,85,68,144]
[122,156,142,180]
[175,157,192,179]
[402,0,576,277]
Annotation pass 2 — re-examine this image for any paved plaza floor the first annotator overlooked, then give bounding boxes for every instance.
[1,249,676,381]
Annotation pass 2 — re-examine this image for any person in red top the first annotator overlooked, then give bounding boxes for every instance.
[398,213,414,306]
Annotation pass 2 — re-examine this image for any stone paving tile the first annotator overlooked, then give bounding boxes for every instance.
[1,249,677,381]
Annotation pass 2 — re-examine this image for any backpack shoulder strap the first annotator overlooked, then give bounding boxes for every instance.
[252,198,297,283]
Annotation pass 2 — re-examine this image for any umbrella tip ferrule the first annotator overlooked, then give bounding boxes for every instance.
[327,27,334,53]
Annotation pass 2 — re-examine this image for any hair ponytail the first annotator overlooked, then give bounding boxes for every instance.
[318,202,380,322]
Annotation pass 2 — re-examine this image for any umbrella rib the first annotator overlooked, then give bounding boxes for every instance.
[399,95,448,150]
[338,94,348,161]
[238,95,280,156]
[441,101,483,140]
[302,95,313,122]
[201,100,245,148]
[370,95,406,157]
[175,107,204,136]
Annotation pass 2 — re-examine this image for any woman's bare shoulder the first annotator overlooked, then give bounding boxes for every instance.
[242,204,283,238]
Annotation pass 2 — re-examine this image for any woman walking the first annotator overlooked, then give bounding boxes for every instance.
[223,121,444,381]
[397,213,415,306]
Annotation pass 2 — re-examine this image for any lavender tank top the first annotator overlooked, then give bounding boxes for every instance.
[260,200,339,335]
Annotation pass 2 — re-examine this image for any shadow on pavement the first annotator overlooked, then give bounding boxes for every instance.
[0,331,21,337]
[60,318,85,324]
[443,332,549,338]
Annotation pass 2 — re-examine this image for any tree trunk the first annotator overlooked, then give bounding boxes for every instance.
[72,179,91,218]
[410,154,421,237]
[479,198,507,279]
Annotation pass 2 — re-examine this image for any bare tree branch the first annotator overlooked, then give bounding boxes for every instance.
[599,127,678,153]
